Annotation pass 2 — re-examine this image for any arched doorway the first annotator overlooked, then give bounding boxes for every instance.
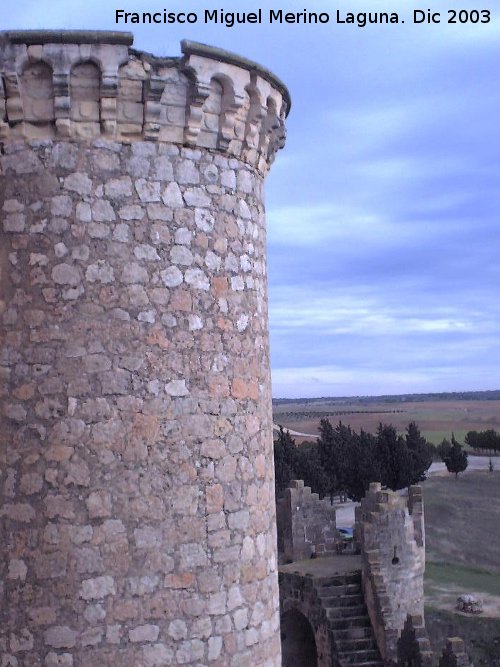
[281,609,318,667]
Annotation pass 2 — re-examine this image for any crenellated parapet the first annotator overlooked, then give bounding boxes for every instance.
[0,30,289,174]
[439,638,471,667]
[276,480,338,563]
[355,483,426,664]
[397,614,434,667]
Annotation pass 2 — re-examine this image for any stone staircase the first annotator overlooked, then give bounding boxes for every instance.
[314,571,384,667]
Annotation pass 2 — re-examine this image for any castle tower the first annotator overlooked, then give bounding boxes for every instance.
[0,30,289,666]
[355,483,426,663]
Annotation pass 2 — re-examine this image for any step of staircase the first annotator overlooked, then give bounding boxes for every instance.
[338,648,381,662]
[326,604,370,620]
[316,573,361,587]
[328,614,373,630]
[317,583,361,598]
[313,570,384,667]
[336,637,378,652]
[321,593,365,608]
[334,626,374,641]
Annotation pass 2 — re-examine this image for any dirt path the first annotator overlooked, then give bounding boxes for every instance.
[273,423,318,438]
[428,455,494,476]
[427,585,500,619]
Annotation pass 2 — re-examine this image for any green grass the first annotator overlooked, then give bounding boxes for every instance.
[425,561,500,597]
[423,472,500,572]
[422,471,500,664]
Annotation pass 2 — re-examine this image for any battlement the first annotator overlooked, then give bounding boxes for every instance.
[355,483,426,663]
[0,30,289,174]
[276,480,338,562]
[356,482,424,544]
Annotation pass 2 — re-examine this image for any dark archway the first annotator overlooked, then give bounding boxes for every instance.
[281,609,318,667]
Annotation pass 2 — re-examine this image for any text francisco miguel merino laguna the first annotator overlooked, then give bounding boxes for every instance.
[115,7,490,27]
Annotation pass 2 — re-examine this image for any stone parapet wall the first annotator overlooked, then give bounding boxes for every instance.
[276,480,338,563]
[0,31,289,175]
[0,31,288,667]
[279,571,333,667]
[355,483,426,664]
[397,614,434,667]
[439,638,471,667]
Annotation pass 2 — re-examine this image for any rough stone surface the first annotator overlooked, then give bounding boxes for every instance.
[355,483,426,664]
[276,479,339,562]
[0,30,287,667]
[439,638,471,667]
[397,614,434,667]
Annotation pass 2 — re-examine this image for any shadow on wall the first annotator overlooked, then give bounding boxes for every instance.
[281,609,318,667]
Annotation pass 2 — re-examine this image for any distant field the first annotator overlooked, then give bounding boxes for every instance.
[273,397,500,445]
[423,472,500,573]
[422,472,500,665]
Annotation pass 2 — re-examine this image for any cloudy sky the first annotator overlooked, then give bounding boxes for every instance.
[5,1,500,397]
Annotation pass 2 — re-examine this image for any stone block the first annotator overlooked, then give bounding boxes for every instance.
[80,576,116,600]
[129,624,160,642]
[43,626,77,649]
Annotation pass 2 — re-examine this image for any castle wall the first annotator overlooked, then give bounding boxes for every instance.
[276,480,338,563]
[0,31,289,667]
[439,638,471,667]
[355,483,425,664]
[279,572,331,667]
[397,614,434,667]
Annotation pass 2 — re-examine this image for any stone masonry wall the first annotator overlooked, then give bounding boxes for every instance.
[279,571,332,667]
[0,31,289,667]
[355,483,425,664]
[397,614,434,667]
[439,638,471,667]
[276,480,338,563]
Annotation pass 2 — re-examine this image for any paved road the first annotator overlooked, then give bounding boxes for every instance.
[429,455,495,475]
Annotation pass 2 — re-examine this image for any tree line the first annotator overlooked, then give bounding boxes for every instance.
[464,429,500,454]
[274,420,478,500]
[274,419,434,501]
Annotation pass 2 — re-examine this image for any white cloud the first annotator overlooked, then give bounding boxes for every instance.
[270,289,479,338]
[271,359,500,398]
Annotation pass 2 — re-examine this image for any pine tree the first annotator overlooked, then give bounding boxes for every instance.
[294,441,329,498]
[318,419,352,502]
[343,429,379,501]
[375,423,413,491]
[405,421,433,483]
[273,426,297,497]
[443,434,468,479]
[437,437,452,462]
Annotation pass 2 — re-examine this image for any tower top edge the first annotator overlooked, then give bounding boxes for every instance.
[181,40,291,115]
[0,29,134,46]
[0,31,290,110]
[0,30,289,173]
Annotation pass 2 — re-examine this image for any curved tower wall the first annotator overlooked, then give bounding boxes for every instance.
[0,31,289,666]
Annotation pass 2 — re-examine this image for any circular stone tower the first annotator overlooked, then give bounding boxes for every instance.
[0,31,289,666]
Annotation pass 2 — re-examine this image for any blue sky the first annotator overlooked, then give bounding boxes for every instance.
[5,1,500,397]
